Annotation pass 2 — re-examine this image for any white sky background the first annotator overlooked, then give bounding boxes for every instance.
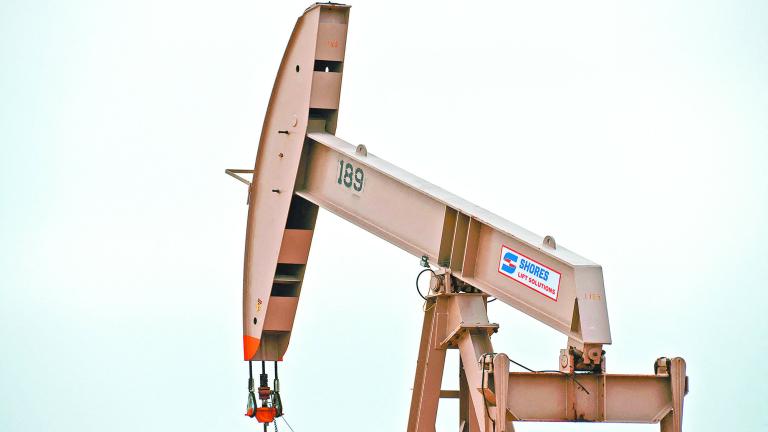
[1,1,767,431]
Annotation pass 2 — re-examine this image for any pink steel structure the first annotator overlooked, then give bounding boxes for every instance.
[227,3,688,431]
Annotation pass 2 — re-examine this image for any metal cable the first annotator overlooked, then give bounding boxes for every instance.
[507,357,590,395]
[479,352,591,431]
[246,361,257,418]
[281,416,296,432]
[415,268,436,300]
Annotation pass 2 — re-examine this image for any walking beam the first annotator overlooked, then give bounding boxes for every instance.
[299,130,611,357]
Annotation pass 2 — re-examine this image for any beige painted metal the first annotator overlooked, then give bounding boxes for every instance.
[230,3,688,431]
[407,298,448,432]
[297,132,611,355]
[238,3,350,361]
[500,370,683,422]
[405,292,687,432]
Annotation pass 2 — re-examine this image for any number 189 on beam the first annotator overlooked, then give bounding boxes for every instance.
[337,159,364,193]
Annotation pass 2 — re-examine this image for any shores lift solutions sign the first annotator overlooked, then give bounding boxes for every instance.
[498,245,561,301]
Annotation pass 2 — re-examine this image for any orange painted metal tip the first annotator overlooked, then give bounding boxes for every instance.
[243,335,260,361]
[255,407,276,423]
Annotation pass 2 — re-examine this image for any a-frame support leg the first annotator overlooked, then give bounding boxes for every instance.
[457,330,495,432]
[409,294,514,432]
[407,297,448,432]
[659,357,687,432]
[452,295,514,432]
[459,358,481,432]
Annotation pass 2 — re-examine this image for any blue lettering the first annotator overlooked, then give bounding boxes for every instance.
[515,257,551,282]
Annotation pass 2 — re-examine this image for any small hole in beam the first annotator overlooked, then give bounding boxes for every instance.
[313,60,342,72]
[253,317,258,325]
[295,65,300,72]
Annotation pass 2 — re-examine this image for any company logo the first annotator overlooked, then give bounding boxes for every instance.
[501,251,519,274]
[498,245,561,301]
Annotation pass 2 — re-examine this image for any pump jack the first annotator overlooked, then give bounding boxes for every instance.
[226,3,688,431]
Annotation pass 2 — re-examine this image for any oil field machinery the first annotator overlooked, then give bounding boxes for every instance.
[227,4,688,431]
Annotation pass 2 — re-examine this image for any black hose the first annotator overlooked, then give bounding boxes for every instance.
[415,268,436,300]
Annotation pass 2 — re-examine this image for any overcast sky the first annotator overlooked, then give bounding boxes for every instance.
[1,1,767,431]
